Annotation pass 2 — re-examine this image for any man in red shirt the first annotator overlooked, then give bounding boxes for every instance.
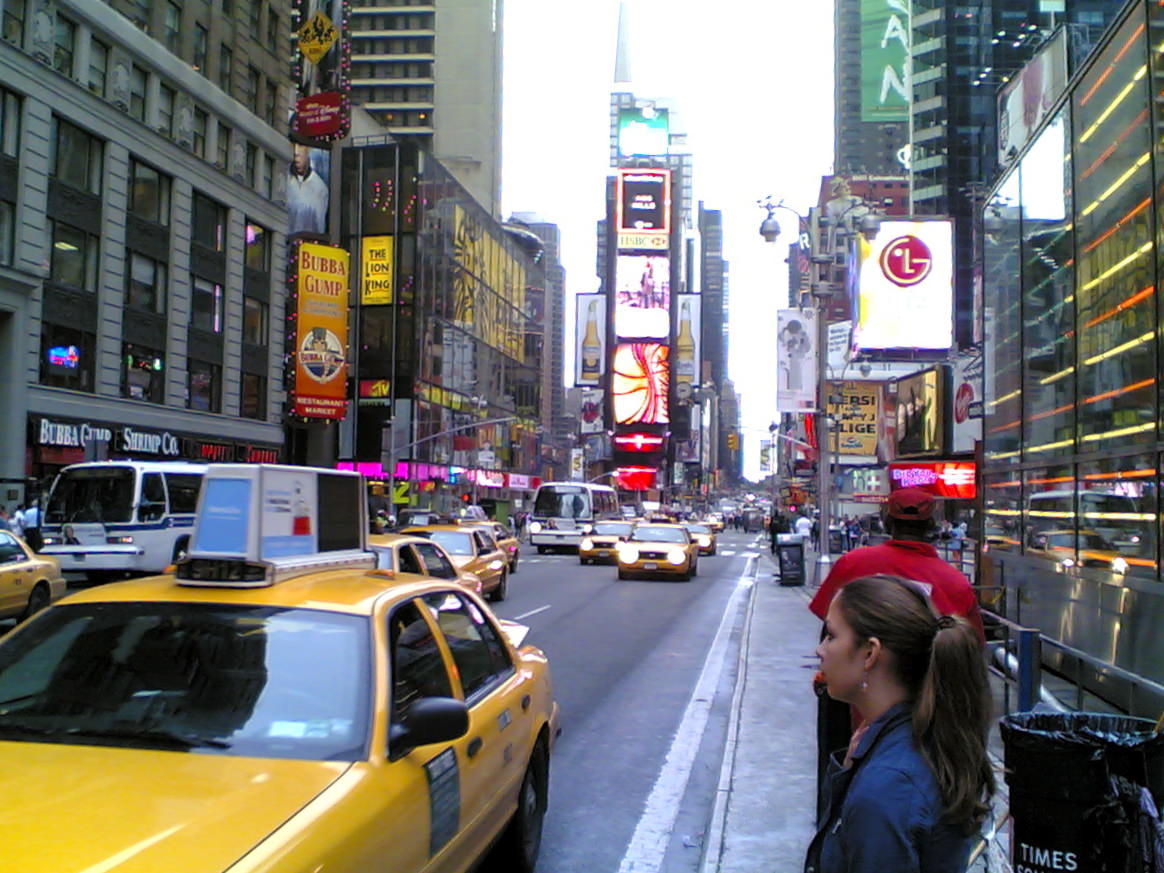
[809,487,985,820]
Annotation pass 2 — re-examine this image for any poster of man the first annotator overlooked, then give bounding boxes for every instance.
[613,254,670,339]
[288,143,330,236]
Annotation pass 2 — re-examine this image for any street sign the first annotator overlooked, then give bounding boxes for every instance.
[298,12,338,64]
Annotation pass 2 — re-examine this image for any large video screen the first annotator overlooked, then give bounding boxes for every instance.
[614,255,670,340]
[612,343,670,425]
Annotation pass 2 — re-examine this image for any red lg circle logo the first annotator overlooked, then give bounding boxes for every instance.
[879,235,933,287]
[954,382,974,424]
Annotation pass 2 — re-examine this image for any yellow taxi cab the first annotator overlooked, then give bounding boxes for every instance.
[0,464,560,873]
[578,520,635,565]
[0,529,67,622]
[461,521,520,574]
[682,522,718,556]
[616,522,700,581]
[368,532,484,596]
[704,514,726,534]
[1026,528,1131,574]
[402,524,510,601]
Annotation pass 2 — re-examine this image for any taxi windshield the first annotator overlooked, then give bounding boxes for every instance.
[592,522,633,536]
[0,603,371,761]
[632,526,687,544]
[685,524,712,534]
[422,530,475,555]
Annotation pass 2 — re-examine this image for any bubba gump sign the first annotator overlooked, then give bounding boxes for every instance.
[294,242,349,420]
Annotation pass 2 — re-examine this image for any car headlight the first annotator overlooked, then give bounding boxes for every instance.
[667,548,687,565]
[40,536,59,545]
[617,544,639,563]
[695,535,711,547]
[1112,557,1129,574]
[488,560,505,570]
[528,521,542,533]
[580,537,594,550]
[106,535,134,544]
[580,524,593,534]
[1059,557,1075,569]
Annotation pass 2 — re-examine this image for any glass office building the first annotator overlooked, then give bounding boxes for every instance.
[981,0,1164,696]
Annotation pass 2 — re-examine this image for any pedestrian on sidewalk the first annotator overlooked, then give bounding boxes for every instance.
[805,575,995,873]
[807,488,985,819]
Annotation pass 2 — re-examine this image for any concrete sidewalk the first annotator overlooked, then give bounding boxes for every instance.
[699,540,1011,873]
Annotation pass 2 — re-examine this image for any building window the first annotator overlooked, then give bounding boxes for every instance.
[260,153,273,198]
[248,0,261,34]
[88,38,108,95]
[129,159,171,224]
[52,118,103,194]
[193,23,208,73]
[243,295,268,344]
[127,0,149,31]
[219,44,233,93]
[187,359,221,412]
[122,342,166,403]
[246,142,257,186]
[241,372,266,420]
[129,65,147,121]
[157,84,175,135]
[246,66,260,114]
[2,0,25,45]
[1,88,21,158]
[245,221,269,271]
[216,123,230,169]
[126,251,167,312]
[40,323,95,392]
[50,221,98,291]
[264,78,277,125]
[192,193,226,251]
[0,201,13,266]
[221,0,233,17]
[53,16,76,76]
[191,275,223,332]
[193,107,207,157]
[164,2,181,53]
[266,12,279,55]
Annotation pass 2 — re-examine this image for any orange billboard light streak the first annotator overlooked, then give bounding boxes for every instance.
[1081,198,1151,254]
[1082,284,1154,329]
[1083,377,1155,405]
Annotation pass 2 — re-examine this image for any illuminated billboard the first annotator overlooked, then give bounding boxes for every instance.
[614,255,670,339]
[617,106,670,157]
[860,0,909,122]
[294,242,349,420]
[674,293,701,392]
[854,220,953,352]
[888,461,976,499]
[617,169,670,250]
[895,367,943,456]
[575,294,608,386]
[613,343,670,425]
[828,381,879,456]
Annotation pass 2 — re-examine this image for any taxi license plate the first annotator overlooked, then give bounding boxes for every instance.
[643,562,658,570]
[599,549,610,556]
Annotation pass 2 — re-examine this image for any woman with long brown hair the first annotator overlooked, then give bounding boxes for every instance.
[805,575,995,873]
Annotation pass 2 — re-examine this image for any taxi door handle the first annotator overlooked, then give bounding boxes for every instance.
[467,737,483,758]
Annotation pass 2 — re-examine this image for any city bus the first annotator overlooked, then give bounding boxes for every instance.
[527,481,621,553]
[39,460,207,579]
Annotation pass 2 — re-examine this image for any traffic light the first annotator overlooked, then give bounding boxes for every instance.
[727,432,739,451]
[461,492,472,503]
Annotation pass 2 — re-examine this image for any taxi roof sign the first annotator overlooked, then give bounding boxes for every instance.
[180,465,371,587]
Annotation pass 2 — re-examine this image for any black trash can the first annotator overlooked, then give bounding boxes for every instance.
[1000,712,1164,873]
[828,527,844,554]
[775,534,805,586]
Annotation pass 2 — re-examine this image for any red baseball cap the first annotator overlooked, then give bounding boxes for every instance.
[885,487,936,520]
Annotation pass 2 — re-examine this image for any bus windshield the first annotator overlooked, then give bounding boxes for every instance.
[534,487,589,519]
[46,467,136,524]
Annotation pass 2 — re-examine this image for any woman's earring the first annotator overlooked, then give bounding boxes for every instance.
[860,671,869,692]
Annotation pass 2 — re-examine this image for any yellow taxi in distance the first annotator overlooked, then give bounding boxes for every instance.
[0,530,67,622]
[0,463,559,873]
[578,521,636,565]
[705,514,726,534]
[403,525,510,601]
[616,523,700,581]
[368,532,484,596]
[682,522,718,556]
[461,521,520,574]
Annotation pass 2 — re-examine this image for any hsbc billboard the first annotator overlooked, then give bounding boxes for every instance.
[854,220,954,352]
[888,461,976,499]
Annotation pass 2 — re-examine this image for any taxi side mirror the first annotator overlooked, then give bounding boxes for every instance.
[389,697,469,760]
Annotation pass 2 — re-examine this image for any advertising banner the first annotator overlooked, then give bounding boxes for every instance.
[615,255,670,339]
[895,367,943,456]
[617,106,670,158]
[674,293,701,392]
[579,389,606,434]
[569,448,585,481]
[261,468,319,558]
[777,309,818,413]
[617,169,670,251]
[613,342,670,425]
[951,352,983,453]
[292,0,351,142]
[998,27,1068,166]
[575,294,608,386]
[827,381,879,456]
[288,145,331,238]
[860,0,910,122]
[360,235,394,304]
[888,461,976,499]
[294,242,349,419]
[855,219,954,352]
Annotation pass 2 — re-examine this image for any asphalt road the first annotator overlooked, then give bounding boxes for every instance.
[482,529,764,873]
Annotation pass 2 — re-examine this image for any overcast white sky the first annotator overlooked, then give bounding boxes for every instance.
[500,0,835,481]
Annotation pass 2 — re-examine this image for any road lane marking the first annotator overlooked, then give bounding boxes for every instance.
[513,605,551,620]
[617,564,754,873]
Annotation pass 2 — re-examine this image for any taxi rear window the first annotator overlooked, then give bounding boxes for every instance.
[0,602,371,761]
